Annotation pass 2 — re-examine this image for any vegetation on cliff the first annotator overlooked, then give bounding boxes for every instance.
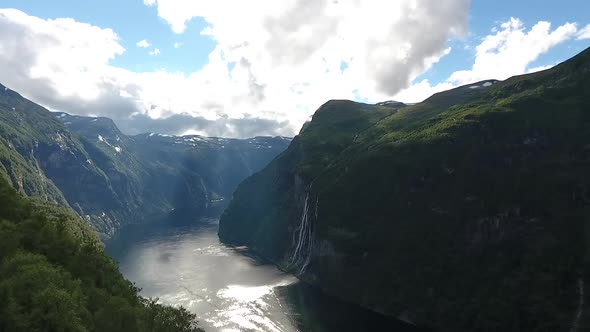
[0,177,203,331]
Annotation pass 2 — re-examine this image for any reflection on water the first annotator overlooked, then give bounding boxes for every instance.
[106,220,424,332]
[279,283,431,332]
[107,220,298,332]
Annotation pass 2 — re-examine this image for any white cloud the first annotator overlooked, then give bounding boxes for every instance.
[0,3,471,137]
[0,8,124,102]
[394,18,579,103]
[577,24,590,40]
[149,48,160,56]
[448,18,577,85]
[394,79,455,104]
[526,64,554,74]
[136,39,151,48]
[145,0,469,97]
[173,42,182,49]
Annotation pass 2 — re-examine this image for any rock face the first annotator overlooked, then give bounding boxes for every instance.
[219,47,590,331]
[0,85,290,238]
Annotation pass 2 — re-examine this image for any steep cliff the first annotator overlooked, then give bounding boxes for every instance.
[219,47,590,331]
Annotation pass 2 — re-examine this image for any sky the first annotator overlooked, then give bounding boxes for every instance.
[0,0,589,138]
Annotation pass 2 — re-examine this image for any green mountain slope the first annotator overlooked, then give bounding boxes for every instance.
[0,86,75,206]
[0,85,290,237]
[219,47,590,331]
[0,177,203,331]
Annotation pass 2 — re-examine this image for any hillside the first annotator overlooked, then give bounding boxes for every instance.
[219,47,590,331]
[0,85,290,237]
[0,177,203,331]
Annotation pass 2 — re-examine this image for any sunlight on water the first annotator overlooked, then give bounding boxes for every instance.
[218,281,296,304]
[212,280,298,331]
[107,221,300,332]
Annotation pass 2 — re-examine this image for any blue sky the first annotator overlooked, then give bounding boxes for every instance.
[0,0,589,137]
[0,0,215,73]
[420,0,590,83]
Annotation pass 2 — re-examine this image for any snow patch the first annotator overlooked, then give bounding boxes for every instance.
[98,135,104,142]
[149,133,155,137]
[114,147,122,153]
[53,133,69,151]
[483,82,493,87]
[469,85,480,89]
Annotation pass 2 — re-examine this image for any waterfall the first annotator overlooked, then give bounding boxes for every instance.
[289,190,318,275]
[571,278,585,332]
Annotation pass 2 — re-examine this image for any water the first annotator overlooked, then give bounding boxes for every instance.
[106,219,426,332]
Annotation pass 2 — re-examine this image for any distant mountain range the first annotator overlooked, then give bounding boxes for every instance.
[0,85,290,238]
[219,47,590,331]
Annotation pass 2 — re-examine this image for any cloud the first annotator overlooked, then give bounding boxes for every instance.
[578,24,590,40]
[146,0,469,97]
[117,113,291,138]
[149,48,160,56]
[526,64,554,74]
[136,39,151,48]
[393,79,455,104]
[0,3,471,137]
[394,18,579,103]
[0,9,125,104]
[447,18,577,85]
[173,42,182,49]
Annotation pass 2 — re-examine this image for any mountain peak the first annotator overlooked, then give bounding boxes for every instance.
[54,112,123,138]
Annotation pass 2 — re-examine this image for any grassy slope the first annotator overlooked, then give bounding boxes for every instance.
[0,85,71,204]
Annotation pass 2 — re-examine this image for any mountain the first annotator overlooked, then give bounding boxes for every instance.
[219,47,590,331]
[0,85,291,237]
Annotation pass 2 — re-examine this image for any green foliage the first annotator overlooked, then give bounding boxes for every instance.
[220,47,590,331]
[0,178,204,332]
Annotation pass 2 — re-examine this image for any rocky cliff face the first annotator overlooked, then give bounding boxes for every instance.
[219,48,590,331]
[0,84,291,237]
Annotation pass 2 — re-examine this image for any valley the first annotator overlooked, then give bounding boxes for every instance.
[1,45,590,332]
[0,84,290,237]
